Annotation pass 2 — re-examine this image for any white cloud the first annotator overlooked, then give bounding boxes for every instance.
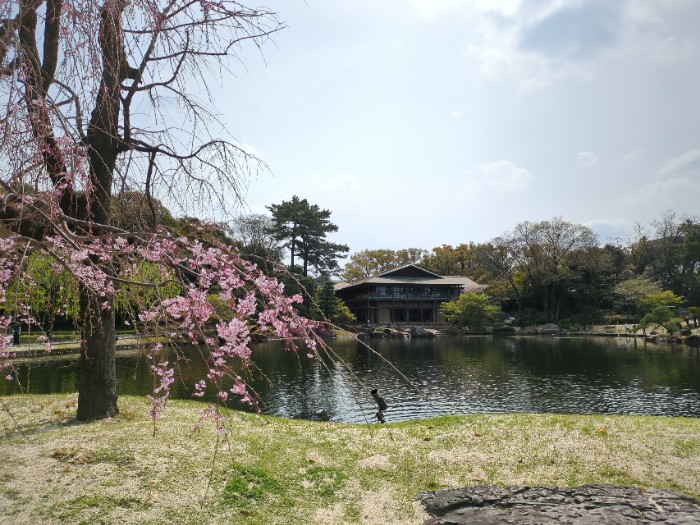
[584,217,631,229]
[658,148,700,177]
[463,2,601,90]
[465,42,584,91]
[464,160,535,194]
[583,217,633,241]
[625,2,699,65]
[518,2,623,62]
[621,177,700,206]
[448,111,462,118]
[577,151,600,167]
[619,148,700,209]
[463,1,699,90]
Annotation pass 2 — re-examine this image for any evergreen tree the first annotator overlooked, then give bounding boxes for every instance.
[266,196,348,277]
[317,281,338,320]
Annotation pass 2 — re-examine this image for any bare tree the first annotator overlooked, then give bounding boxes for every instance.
[230,213,284,265]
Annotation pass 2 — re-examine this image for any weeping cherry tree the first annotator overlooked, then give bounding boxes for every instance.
[0,0,323,422]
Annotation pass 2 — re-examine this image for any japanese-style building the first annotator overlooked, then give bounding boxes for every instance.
[334,264,483,325]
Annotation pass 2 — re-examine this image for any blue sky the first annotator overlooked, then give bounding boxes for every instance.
[206,0,700,254]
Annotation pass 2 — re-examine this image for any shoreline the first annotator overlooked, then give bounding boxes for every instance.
[5,327,698,359]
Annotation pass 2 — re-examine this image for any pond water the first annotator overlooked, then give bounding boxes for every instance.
[3,336,700,423]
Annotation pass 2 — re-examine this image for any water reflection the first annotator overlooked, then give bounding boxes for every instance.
[2,336,699,422]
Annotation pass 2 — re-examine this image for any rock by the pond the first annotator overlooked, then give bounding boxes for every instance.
[417,484,700,524]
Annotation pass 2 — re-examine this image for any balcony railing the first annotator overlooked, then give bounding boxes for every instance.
[348,290,460,301]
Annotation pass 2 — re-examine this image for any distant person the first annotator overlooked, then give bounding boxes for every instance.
[10,320,20,346]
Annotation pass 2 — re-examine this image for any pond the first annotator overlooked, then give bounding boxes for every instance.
[3,336,700,423]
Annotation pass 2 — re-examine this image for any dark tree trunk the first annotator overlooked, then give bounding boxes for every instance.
[290,240,295,273]
[76,288,118,420]
[14,0,123,420]
[75,0,126,420]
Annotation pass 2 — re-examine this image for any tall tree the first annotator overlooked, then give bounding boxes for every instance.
[421,244,462,276]
[682,220,700,305]
[0,0,293,420]
[562,243,627,322]
[421,243,488,280]
[614,276,663,317]
[265,196,307,273]
[342,249,395,282]
[479,237,525,313]
[341,248,427,282]
[631,212,700,304]
[491,218,598,321]
[230,214,284,268]
[395,248,427,267]
[266,196,348,277]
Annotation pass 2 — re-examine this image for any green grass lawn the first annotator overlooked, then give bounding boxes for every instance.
[1,394,699,524]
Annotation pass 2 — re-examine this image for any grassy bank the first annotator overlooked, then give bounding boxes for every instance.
[1,395,699,524]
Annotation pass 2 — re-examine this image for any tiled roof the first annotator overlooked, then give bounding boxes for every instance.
[334,264,484,292]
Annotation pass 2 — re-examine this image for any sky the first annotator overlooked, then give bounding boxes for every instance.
[206,0,700,256]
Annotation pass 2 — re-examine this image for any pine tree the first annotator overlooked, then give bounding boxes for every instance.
[266,196,348,277]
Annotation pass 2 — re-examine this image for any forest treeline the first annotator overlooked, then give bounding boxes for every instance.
[341,213,700,328]
[182,205,700,328]
[3,189,698,332]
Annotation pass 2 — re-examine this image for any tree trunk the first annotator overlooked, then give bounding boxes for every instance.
[15,0,123,420]
[75,0,125,420]
[76,287,118,420]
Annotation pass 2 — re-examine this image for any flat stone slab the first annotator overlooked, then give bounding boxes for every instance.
[417,485,700,524]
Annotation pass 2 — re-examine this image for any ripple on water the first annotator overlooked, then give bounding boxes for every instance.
[3,336,700,422]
